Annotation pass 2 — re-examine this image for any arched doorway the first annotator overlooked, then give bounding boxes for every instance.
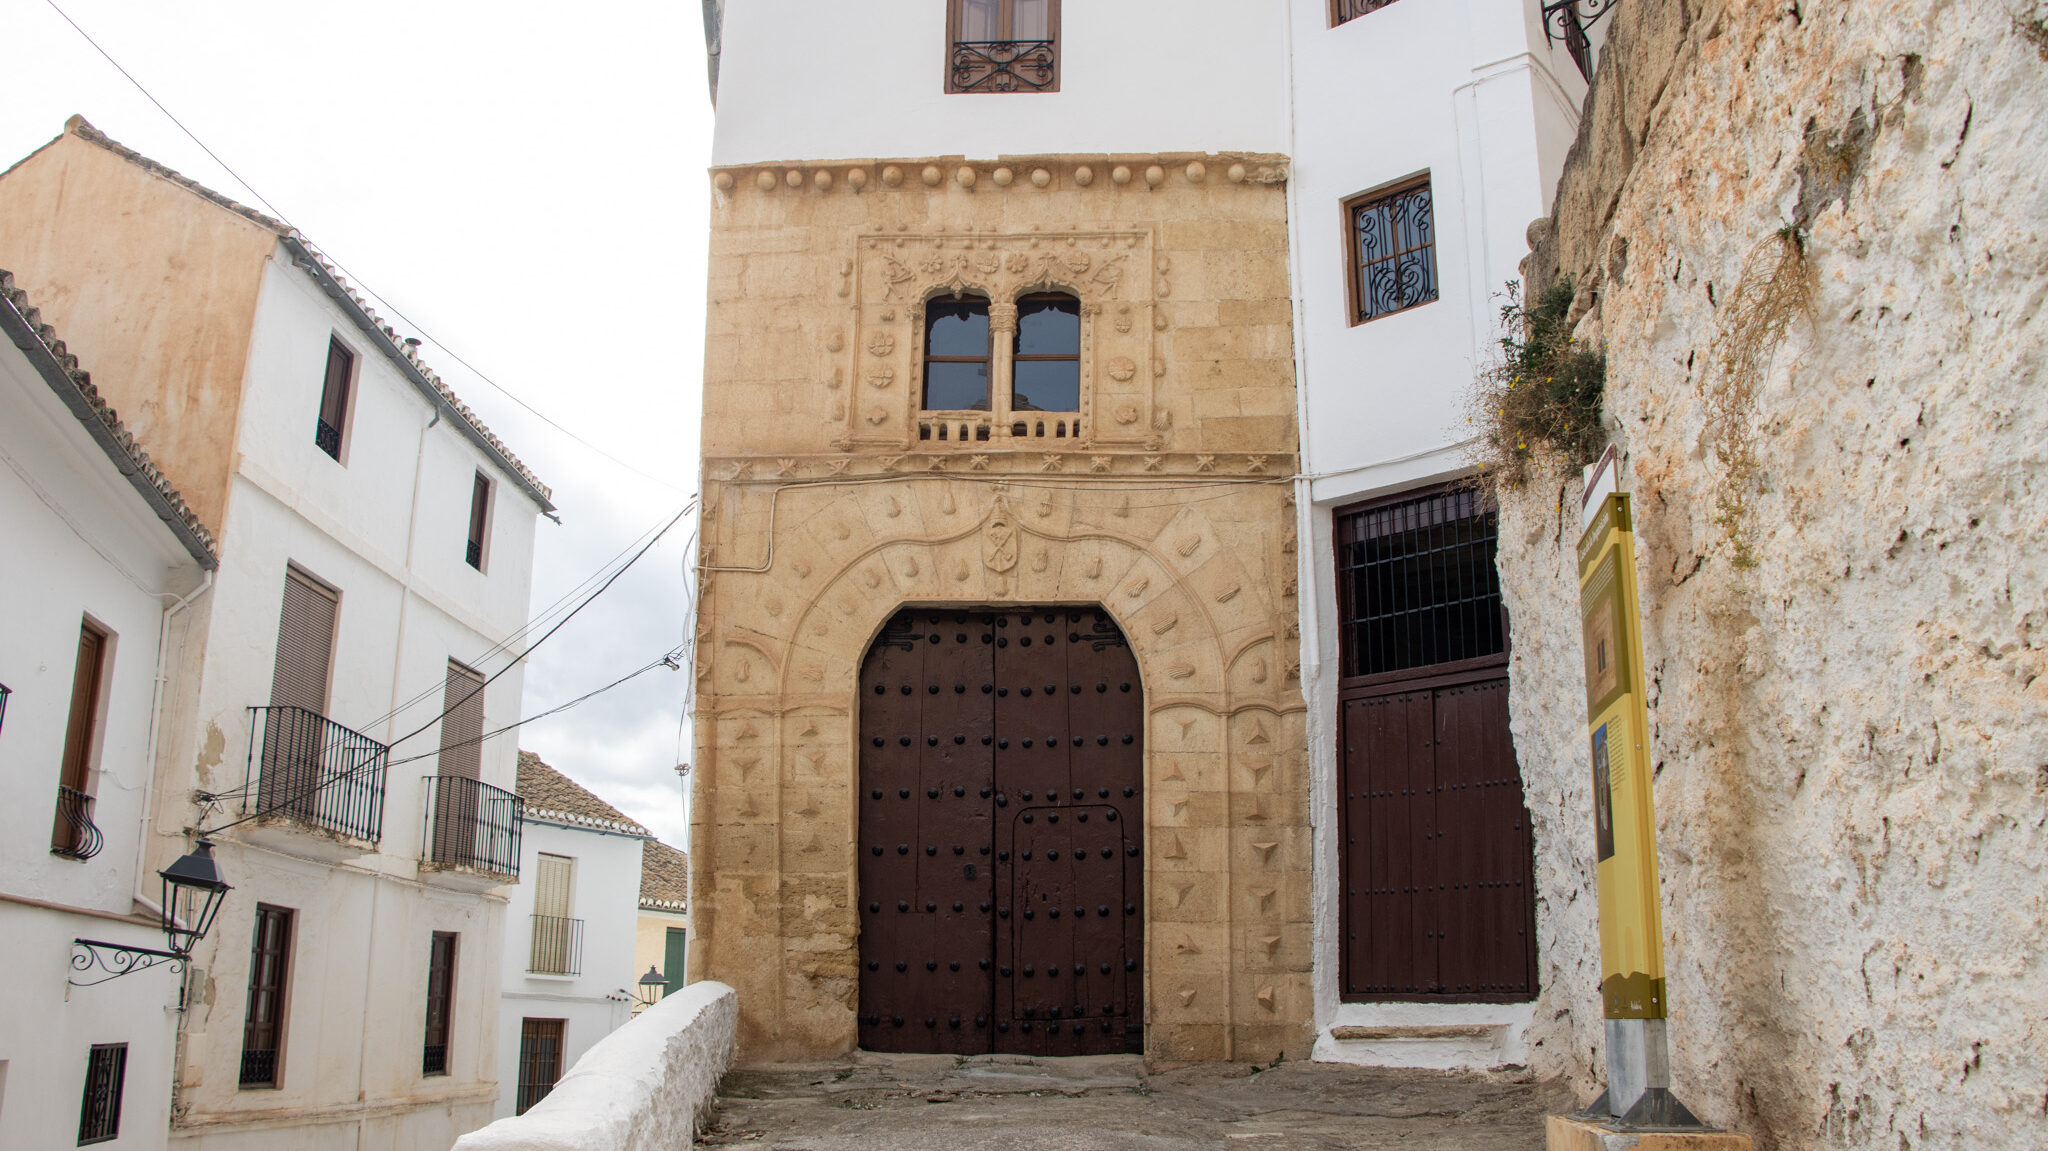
[857,605,1144,1056]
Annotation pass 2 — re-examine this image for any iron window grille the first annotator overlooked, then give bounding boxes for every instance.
[316,336,354,462]
[240,905,293,1088]
[515,1019,565,1115]
[1335,486,1505,679]
[422,775,524,877]
[947,0,1059,93]
[1345,178,1440,324]
[51,784,105,861]
[528,915,584,976]
[0,681,11,735]
[1332,0,1403,23]
[245,705,389,843]
[78,1043,127,1145]
[422,932,457,1076]
[465,471,491,571]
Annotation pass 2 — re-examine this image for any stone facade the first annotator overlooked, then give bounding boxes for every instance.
[1503,0,2048,1146]
[689,155,1311,1062]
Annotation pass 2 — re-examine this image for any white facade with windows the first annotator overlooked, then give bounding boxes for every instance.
[0,273,215,1151]
[490,753,648,1122]
[0,120,552,1148]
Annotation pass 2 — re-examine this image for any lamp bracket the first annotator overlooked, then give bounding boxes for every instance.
[70,938,186,988]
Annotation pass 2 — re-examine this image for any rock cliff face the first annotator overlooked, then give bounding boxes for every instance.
[1505,1,2048,1146]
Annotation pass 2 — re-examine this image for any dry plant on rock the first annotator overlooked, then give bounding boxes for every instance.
[1468,278,1607,489]
[1705,228,1811,568]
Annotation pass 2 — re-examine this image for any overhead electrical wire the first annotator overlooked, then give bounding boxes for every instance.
[40,0,688,493]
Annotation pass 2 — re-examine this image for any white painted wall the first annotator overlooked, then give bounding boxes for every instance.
[0,325,206,1150]
[491,819,644,1123]
[712,0,1290,164]
[156,245,546,1149]
[1281,0,1585,1067]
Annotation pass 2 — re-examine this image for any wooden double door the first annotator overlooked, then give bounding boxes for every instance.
[858,606,1144,1056]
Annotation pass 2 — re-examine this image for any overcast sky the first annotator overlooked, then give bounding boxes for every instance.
[3,0,713,848]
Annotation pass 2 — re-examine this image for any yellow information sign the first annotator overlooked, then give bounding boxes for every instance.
[1577,491,1666,1020]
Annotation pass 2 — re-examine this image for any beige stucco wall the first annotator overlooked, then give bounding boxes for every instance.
[690,154,1310,1063]
[0,125,276,535]
[1502,0,2048,1146]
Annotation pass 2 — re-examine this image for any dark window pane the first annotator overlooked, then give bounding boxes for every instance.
[925,299,990,357]
[923,362,990,411]
[1016,296,1078,355]
[1334,488,1503,677]
[1013,360,1079,413]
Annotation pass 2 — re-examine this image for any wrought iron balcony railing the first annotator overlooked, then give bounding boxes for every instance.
[422,1043,448,1076]
[315,418,343,459]
[245,705,388,843]
[1333,0,1403,22]
[239,1047,278,1089]
[51,784,105,861]
[465,538,484,568]
[422,775,523,877]
[950,39,1056,92]
[529,914,584,976]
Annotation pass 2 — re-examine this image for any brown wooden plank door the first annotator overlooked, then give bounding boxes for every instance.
[858,606,1142,1057]
[1339,677,1535,1002]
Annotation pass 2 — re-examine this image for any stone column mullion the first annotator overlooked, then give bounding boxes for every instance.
[990,302,1018,428]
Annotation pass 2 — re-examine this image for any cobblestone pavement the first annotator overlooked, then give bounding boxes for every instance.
[696,1053,1573,1150]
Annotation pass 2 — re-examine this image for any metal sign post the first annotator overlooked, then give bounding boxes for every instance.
[1574,448,1699,1129]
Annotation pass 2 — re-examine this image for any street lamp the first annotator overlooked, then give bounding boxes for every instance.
[71,838,231,993]
[633,965,668,1012]
[159,839,232,957]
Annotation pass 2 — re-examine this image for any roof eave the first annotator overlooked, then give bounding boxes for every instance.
[0,287,218,569]
[280,237,556,514]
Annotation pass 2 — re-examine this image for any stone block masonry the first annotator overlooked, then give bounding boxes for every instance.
[1506,0,2048,1147]
[690,154,1309,1063]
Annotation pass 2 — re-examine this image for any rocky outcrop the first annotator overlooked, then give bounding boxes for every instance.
[1505,1,2048,1147]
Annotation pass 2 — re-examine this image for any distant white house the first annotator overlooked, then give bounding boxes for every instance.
[0,270,216,1150]
[0,118,554,1149]
[493,752,649,1121]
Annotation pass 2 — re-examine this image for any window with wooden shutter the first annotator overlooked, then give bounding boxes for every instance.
[422,932,457,1076]
[240,905,293,1088]
[465,472,492,571]
[438,661,486,780]
[530,854,579,975]
[270,567,338,715]
[663,927,688,996]
[316,336,354,461]
[52,621,108,859]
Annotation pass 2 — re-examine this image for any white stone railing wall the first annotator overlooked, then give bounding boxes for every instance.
[455,981,737,1151]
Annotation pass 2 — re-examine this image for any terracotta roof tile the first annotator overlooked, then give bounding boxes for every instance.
[639,838,690,911]
[1,269,217,566]
[57,117,553,509]
[516,750,651,837]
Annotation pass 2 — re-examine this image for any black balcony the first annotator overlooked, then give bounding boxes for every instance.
[51,784,105,861]
[529,914,583,976]
[950,40,1056,92]
[245,706,388,843]
[315,418,342,459]
[422,1043,447,1076]
[422,775,523,877]
[238,1047,278,1089]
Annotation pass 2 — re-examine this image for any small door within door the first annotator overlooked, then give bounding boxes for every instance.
[858,606,1143,1056]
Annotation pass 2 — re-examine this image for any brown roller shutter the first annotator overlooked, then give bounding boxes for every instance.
[270,568,337,715]
[439,661,486,780]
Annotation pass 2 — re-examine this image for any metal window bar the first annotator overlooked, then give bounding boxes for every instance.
[1351,182,1440,323]
[0,681,12,735]
[78,1043,127,1144]
[245,705,389,843]
[1336,489,1504,678]
[528,915,583,976]
[465,538,484,568]
[950,39,1056,91]
[314,418,343,458]
[1333,0,1403,23]
[422,775,524,877]
[51,784,106,861]
[515,1020,564,1115]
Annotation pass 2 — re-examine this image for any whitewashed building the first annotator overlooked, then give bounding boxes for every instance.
[632,837,690,1006]
[492,752,649,1121]
[0,271,216,1150]
[0,118,553,1149]
[1284,0,1592,1069]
